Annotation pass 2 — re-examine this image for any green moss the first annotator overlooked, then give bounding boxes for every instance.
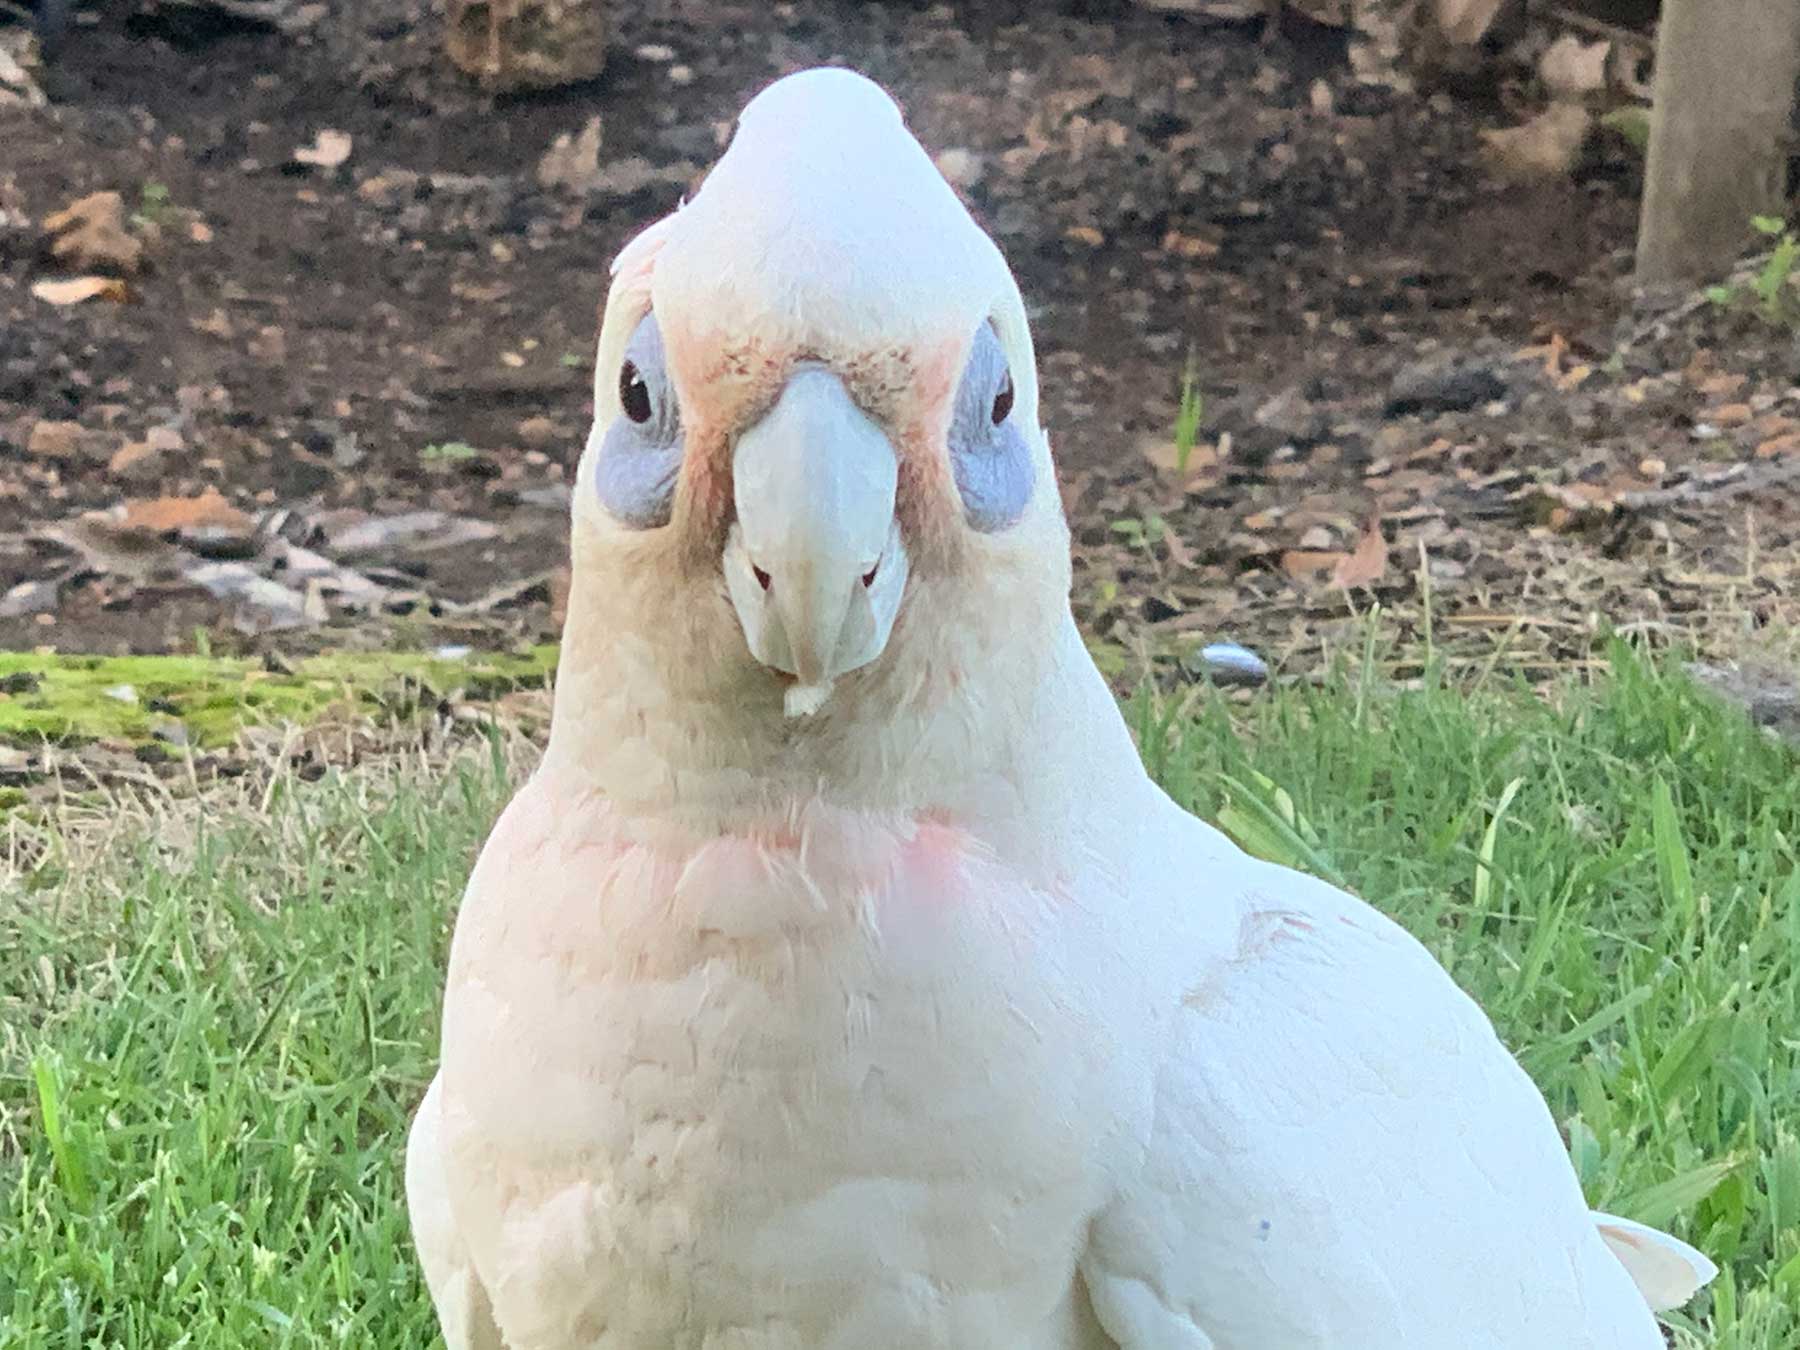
[0,646,559,749]
[1600,106,1651,154]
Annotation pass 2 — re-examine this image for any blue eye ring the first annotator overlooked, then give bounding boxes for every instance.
[593,311,683,529]
[948,321,1033,533]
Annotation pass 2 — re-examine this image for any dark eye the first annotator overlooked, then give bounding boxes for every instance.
[620,361,653,424]
[991,373,1014,426]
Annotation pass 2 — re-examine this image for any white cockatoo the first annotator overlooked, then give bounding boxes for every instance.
[406,66,1716,1349]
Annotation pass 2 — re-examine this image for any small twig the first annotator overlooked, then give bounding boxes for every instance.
[144,0,306,27]
[1442,613,1590,631]
[1620,244,1784,350]
[1527,1,1657,54]
[1619,289,1712,349]
[1616,457,1800,512]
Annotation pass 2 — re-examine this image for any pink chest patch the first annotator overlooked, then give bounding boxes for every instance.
[901,811,984,908]
[665,806,989,927]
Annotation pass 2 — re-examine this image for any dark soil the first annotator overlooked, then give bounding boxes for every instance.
[1,0,1796,678]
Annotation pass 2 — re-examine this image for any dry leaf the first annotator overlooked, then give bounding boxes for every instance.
[294,129,354,169]
[1162,528,1197,571]
[1281,548,1347,581]
[1434,0,1505,46]
[1160,230,1220,260]
[120,487,252,537]
[1289,1,1353,31]
[1406,438,1456,465]
[1479,104,1592,179]
[109,426,183,478]
[1517,332,1567,378]
[1141,436,1219,486]
[1696,372,1746,398]
[109,441,161,476]
[517,415,558,448]
[192,308,235,340]
[43,191,145,274]
[452,280,511,303]
[32,275,130,305]
[537,115,605,193]
[1757,433,1800,459]
[1517,481,1616,529]
[248,326,287,363]
[1538,35,1611,100]
[0,41,46,108]
[1332,515,1389,589]
[27,420,85,460]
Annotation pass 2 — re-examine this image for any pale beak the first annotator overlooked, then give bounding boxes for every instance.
[723,367,909,716]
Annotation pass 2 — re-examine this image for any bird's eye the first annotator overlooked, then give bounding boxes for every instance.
[594,312,683,529]
[620,361,653,424]
[991,372,1014,426]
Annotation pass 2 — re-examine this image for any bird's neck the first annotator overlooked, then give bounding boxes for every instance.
[542,557,1141,841]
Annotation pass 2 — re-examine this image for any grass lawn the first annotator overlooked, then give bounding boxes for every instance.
[2,645,1797,1347]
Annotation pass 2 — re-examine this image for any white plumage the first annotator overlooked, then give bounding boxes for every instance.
[406,66,1715,1349]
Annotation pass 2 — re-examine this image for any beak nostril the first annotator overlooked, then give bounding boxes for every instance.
[861,563,878,588]
[754,565,772,592]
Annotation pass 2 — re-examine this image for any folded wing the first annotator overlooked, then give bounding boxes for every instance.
[1081,852,1708,1350]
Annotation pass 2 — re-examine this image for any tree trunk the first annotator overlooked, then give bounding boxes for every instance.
[1635,0,1800,287]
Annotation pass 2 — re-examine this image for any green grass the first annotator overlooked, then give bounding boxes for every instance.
[2,645,1798,1345]
[0,741,510,1347]
[0,647,557,751]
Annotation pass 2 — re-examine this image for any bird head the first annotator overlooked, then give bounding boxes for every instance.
[553,68,1075,814]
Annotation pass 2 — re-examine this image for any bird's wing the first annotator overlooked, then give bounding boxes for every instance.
[1080,852,1681,1350]
[406,1074,506,1350]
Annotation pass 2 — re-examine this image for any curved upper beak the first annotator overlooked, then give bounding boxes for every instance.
[722,367,909,715]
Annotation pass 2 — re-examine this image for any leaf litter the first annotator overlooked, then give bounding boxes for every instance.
[0,0,1794,708]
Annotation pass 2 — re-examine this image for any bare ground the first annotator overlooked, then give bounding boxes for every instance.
[0,0,1796,686]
